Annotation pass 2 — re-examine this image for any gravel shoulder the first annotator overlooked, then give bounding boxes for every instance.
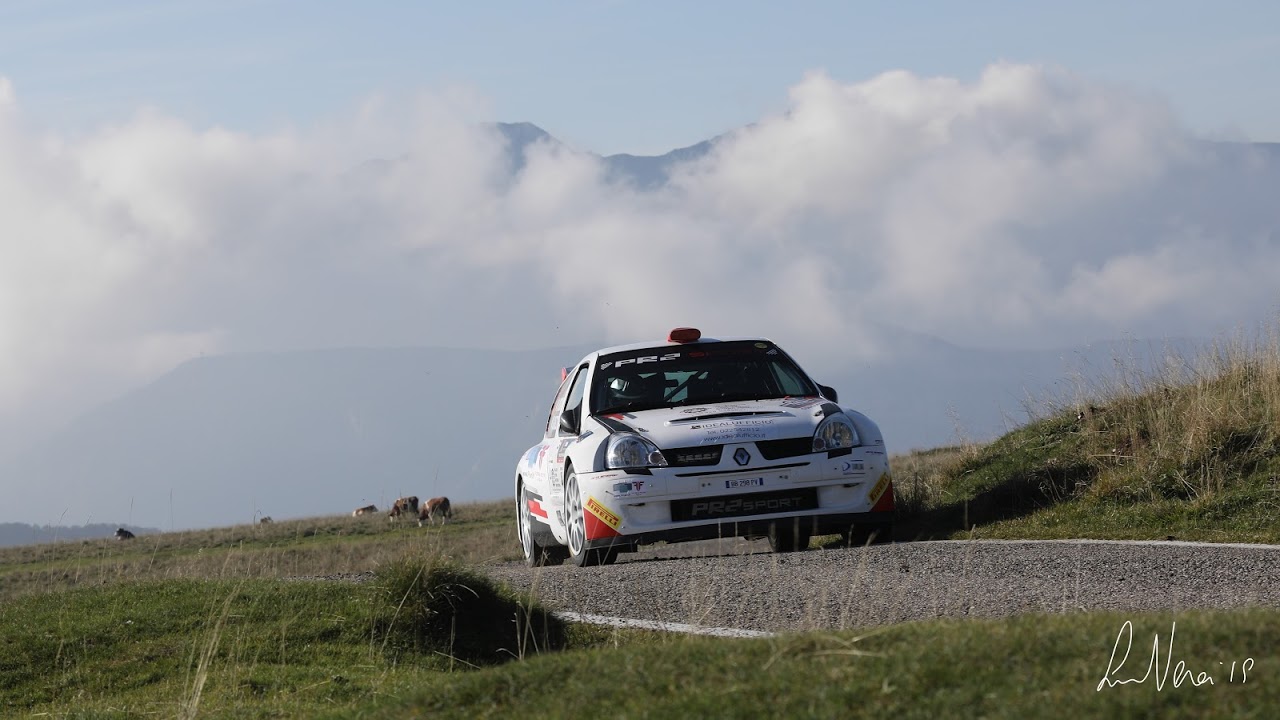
[484,538,1280,633]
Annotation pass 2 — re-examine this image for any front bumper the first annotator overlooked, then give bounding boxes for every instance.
[584,511,893,550]
[578,442,894,549]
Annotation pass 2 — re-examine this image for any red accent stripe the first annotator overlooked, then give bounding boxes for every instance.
[871,480,895,512]
[584,509,622,540]
[528,499,549,519]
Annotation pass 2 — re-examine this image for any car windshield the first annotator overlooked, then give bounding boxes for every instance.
[590,340,820,415]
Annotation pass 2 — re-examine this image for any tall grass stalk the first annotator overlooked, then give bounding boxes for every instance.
[182,581,244,719]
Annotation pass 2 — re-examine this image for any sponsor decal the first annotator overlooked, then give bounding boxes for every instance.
[611,480,648,496]
[575,430,594,443]
[556,438,573,462]
[780,396,823,409]
[527,499,549,519]
[841,460,866,474]
[684,493,814,520]
[600,352,681,370]
[523,446,542,468]
[680,407,710,414]
[725,477,765,489]
[691,419,775,429]
[868,473,890,504]
[700,431,767,445]
[872,475,895,512]
[691,418,776,445]
[585,496,622,531]
[550,473,564,491]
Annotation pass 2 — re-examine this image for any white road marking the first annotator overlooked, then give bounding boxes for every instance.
[554,611,774,638]
[909,538,1280,551]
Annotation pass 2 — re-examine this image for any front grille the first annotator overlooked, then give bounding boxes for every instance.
[756,437,814,460]
[670,488,819,522]
[666,445,723,467]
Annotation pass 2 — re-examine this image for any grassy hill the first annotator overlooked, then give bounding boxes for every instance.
[893,329,1280,543]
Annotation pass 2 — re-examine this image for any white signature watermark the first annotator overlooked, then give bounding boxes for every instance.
[1097,620,1254,691]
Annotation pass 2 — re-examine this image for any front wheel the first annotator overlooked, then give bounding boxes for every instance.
[565,469,618,567]
[841,523,894,547]
[518,483,567,567]
[767,518,811,553]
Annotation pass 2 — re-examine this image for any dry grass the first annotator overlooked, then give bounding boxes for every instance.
[890,444,971,515]
[893,321,1280,540]
[1040,325,1280,503]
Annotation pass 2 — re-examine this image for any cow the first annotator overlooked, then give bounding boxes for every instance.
[418,496,453,527]
[388,496,419,522]
[352,504,378,517]
[115,528,135,540]
[259,516,274,524]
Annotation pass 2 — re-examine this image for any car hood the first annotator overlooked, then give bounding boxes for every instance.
[592,397,836,449]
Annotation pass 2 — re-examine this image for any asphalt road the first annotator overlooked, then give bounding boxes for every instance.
[485,538,1280,633]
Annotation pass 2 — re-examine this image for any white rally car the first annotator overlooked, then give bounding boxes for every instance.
[514,328,895,567]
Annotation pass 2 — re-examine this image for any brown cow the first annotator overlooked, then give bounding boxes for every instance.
[418,496,452,527]
[352,504,378,517]
[388,496,419,522]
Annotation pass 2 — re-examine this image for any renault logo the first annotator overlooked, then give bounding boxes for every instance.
[733,448,751,466]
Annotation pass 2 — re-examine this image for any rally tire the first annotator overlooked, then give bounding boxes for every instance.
[565,469,618,567]
[841,522,894,547]
[767,518,811,553]
[518,482,567,567]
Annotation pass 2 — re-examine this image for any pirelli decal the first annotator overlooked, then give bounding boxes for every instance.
[585,496,622,530]
[868,473,891,505]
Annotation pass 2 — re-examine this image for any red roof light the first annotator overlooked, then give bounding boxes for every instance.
[667,327,702,343]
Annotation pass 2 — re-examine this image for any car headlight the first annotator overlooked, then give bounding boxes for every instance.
[606,433,668,469]
[813,414,858,451]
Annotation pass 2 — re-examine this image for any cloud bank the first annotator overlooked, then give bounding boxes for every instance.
[1,64,1277,451]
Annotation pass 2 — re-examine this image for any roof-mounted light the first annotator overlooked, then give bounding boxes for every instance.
[667,327,702,343]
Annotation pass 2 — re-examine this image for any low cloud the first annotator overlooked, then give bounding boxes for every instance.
[1,64,1277,445]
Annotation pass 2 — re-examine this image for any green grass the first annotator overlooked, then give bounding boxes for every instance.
[0,555,642,718]
[5,573,1274,719]
[334,609,1279,719]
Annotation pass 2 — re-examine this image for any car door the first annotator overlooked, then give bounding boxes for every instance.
[546,364,589,527]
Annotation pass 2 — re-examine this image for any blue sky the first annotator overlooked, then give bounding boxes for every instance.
[1,1,1278,154]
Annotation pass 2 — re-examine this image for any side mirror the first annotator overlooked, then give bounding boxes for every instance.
[818,385,838,403]
[559,408,578,434]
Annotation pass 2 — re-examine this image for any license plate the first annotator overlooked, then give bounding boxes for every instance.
[725,477,765,489]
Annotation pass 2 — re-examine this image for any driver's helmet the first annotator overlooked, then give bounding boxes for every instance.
[609,373,657,403]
